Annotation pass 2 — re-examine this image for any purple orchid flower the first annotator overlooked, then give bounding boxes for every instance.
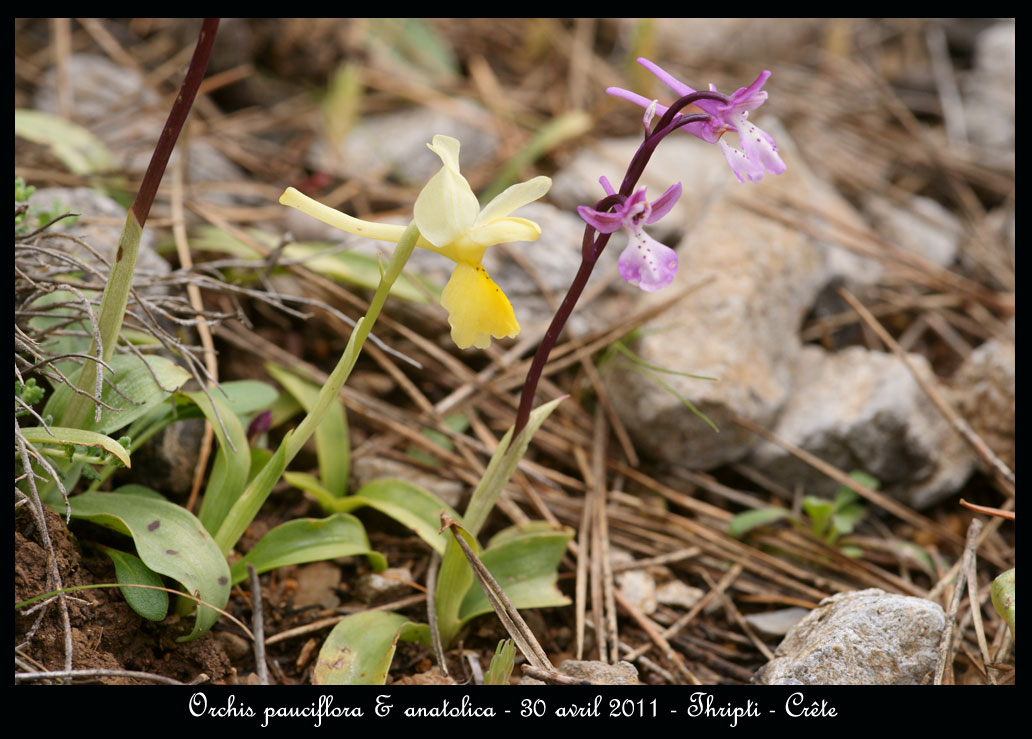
[608,58,787,184]
[578,177,682,292]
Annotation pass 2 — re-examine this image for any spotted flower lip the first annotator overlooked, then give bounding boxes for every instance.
[578,177,682,292]
[607,58,786,183]
[279,135,551,350]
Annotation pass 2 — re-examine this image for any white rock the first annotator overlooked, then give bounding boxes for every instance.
[754,589,946,684]
[952,331,1015,471]
[749,345,975,508]
[308,100,498,185]
[654,579,704,610]
[353,566,413,604]
[964,21,1015,150]
[743,607,810,638]
[615,569,657,616]
[34,54,249,205]
[864,194,963,268]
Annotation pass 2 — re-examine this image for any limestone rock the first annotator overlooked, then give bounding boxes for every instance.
[964,21,1015,151]
[749,345,976,508]
[864,193,964,268]
[952,331,1015,471]
[308,100,498,185]
[353,566,414,604]
[754,588,945,685]
[34,54,249,205]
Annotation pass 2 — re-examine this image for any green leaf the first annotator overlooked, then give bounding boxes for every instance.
[406,413,469,467]
[186,390,251,535]
[15,109,118,175]
[433,399,564,646]
[343,477,461,555]
[284,470,342,512]
[19,426,131,469]
[463,397,564,538]
[991,568,1014,642]
[313,611,431,685]
[434,527,480,647]
[831,502,866,539]
[228,513,386,585]
[213,432,293,555]
[267,363,350,498]
[211,380,279,417]
[46,354,191,435]
[802,496,835,540]
[484,639,516,685]
[96,545,169,621]
[457,524,573,626]
[68,490,230,641]
[728,507,795,538]
[322,61,363,145]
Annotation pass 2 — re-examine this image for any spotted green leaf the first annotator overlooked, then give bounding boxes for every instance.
[313,611,431,685]
[68,489,230,641]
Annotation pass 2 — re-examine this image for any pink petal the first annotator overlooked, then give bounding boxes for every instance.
[577,205,624,233]
[644,182,682,224]
[618,228,679,292]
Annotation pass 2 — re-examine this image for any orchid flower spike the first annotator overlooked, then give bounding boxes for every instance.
[608,58,787,183]
[578,177,682,292]
[280,135,551,350]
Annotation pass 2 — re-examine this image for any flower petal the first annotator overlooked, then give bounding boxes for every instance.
[734,118,787,178]
[617,228,679,292]
[644,182,682,224]
[414,135,480,247]
[637,57,695,98]
[439,261,520,349]
[718,139,760,183]
[577,205,624,234]
[468,216,542,247]
[279,187,412,243]
[476,176,552,226]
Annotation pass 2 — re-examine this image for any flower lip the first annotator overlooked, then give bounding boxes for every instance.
[578,181,683,292]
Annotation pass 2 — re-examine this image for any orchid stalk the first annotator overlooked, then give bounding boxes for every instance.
[512,60,784,439]
[59,19,220,431]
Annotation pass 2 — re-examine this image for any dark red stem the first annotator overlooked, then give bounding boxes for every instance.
[131,18,219,226]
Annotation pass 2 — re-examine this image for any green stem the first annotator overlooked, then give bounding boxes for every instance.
[60,19,219,431]
[213,224,420,554]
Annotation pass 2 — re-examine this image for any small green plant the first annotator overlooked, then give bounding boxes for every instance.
[484,639,517,685]
[15,177,79,236]
[729,470,877,557]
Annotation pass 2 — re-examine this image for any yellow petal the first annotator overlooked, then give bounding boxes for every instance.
[413,136,479,247]
[476,176,552,225]
[440,261,520,350]
[469,216,542,247]
[279,187,410,243]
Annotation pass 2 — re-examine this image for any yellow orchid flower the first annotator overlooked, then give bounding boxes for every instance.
[280,135,551,350]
